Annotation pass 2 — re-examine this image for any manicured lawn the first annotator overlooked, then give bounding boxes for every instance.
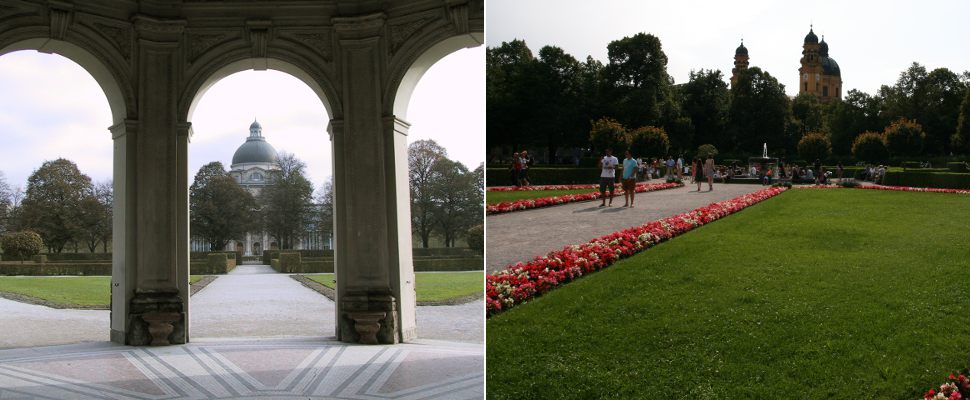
[0,275,206,307]
[486,189,970,399]
[305,271,482,302]
[487,189,599,204]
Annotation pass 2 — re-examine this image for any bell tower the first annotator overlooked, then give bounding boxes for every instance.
[799,25,822,96]
[731,40,749,88]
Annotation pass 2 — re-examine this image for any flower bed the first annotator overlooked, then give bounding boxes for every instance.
[923,371,970,399]
[487,184,602,192]
[486,185,787,315]
[486,182,683,215]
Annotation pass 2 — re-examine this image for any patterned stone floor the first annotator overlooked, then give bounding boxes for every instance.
[0,337,483,399]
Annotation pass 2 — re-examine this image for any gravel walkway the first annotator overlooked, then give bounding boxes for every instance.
[486,183,768,273]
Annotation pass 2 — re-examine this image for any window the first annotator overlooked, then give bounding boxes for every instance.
[823,86,828,97]
[804,82,808,91]
[251,172,263,181]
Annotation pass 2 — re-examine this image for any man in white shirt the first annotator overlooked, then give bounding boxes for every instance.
[599,149,619,207]
[676,155,684,180]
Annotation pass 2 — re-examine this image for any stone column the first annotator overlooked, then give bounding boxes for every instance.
[331,13,417,344]
[120,16,190,346]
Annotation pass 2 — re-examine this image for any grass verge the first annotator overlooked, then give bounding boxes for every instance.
[487,189,599,204]
[304,271,482,304]
[0,275,207,308]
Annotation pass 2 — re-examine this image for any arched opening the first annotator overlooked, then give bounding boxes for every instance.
[388,34,485,343]
[184,60,334,340]
[0,40,128,348]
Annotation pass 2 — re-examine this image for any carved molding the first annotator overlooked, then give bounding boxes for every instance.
[445,0,469,34]
[93,22,132,60]
[281,31,332,62]
[246,20,272,59]
[48,2,74,41]
[388,15,435,54]
[187,32,230,62]
[132,15,186,35]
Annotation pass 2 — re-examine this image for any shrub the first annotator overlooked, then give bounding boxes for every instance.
[1,231,44,263]
[837,180,860,188]
[486,167,602,185]
[466,224,483,254]
[696,144,719,160]
[279,252,302,273]
[627,126,670,159]
[947,162,968,172]
[883,118,925,157]
[589,117,628,155]
[852,131,889,163]
[797,132,832,162]
[901,161,921,169]
[882,171,970,189]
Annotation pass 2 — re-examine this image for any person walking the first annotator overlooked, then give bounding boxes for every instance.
[510,152,522,186]
[599,149,619,207]
[837,162,844,183]
[704,155,715,191]
[520,150,532,186]
[813,158,822,184]
[622,151,638,207]
[665,156,675,179]
[676,155,684,180]
[693,157,704,191]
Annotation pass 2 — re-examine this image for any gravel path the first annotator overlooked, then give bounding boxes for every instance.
[486,183,768,273]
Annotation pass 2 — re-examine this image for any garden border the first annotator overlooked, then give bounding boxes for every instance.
[487,182,683,215]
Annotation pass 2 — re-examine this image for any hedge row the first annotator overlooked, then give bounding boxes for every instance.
[36,253,112,262]
[882,171,970,189]
[0,262,111,276]
[487,167,628,186]
[262,249,333,265]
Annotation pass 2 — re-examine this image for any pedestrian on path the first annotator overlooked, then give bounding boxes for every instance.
[704,155,715,191]
[599,149,619,207]
[665,156,675,179]
[693,157,704,191]
[622,150,638,207]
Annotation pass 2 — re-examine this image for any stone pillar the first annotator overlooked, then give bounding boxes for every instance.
[121,16,190,346]
[331,13,417,344]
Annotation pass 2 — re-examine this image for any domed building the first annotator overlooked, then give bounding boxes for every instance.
[798,26,842,102]
[730,39,749,88]
[191,120,328,256]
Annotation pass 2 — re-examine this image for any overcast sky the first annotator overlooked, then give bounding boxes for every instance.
[0,45,483,191]
[487,0,970,96]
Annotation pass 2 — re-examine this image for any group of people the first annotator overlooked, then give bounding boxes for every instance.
[508,151,534,186]
[862,164,888,184]
[597,149,716,207]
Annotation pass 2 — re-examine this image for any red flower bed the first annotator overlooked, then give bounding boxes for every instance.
[486,182,683,215]
[486,186,787,316]
[487,184,603,192]
[923,370,970,399]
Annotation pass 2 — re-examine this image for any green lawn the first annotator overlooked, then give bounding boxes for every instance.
[487,189,599,204]
[305,271,482,302]
[0,275,205,307]
[487,189,970,399]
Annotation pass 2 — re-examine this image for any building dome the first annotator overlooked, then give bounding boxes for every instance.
[804,27,818,44]
[232,120,279,165]
[819,37,829,56]
[822,56,841,76]
[735,41,748,56]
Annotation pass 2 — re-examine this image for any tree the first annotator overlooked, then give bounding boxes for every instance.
[486,40,536,151]
[696,144,719,159]
[409,140,447,248]
[603,33,673,128]
[681,69,730,151]
[589,117,628,155]
[259,153,314,250]
[190,162,257,251]
[18,159,91,253]
[627,126,670,159]
[0,171,11,234]
[531,46,588,157]
[728,67,791,155]
[77,181,112,253]
[466,224,483,254]
[315,177,334,247]
[952,88,970,153]
[919,68,966,153]
[791,93,825,134]
[429,159,479,248]
[883,118,926,157]
[852,132,889,163]
[0,231,44,263]
[797,132,833,163]
[826,89,882,155]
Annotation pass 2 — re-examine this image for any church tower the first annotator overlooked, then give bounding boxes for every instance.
[799,26,842,102]
[731,40,749,88]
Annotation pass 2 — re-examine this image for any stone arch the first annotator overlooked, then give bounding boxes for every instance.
[0,36,132,126]
[387,31,483,118]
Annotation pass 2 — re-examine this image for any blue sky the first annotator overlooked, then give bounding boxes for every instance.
[487,0,970,96]
[0,45,484,191]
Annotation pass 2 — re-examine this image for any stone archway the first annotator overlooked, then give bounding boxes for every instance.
[0,0,482,346]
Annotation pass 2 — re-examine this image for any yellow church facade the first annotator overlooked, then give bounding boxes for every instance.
[731,26,843,103]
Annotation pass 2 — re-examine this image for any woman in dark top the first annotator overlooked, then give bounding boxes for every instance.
[693,157,704,191]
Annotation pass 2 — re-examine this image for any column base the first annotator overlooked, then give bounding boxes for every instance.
[126,290,185,346]
[339,291,398,344]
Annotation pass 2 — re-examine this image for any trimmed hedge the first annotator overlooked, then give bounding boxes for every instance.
[948,162,968,172]
[279,252,301,273]
[413,247,479,257]
[883,171,970,189]
[262,249,334,265]
[39,253,112,262]
[414,257,483,271]
[487,167,609,185]
[0,262,111,276]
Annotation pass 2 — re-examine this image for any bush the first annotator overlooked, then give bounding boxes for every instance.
[466,225,483,254]
[627,126,669,159]
[883,118,925,157]
[279,252,302,273]
[852,131,889,163]
[883,171,970,189]
[1,231,44,263]
[798,132,832,162]
[696,144,719,160]
[837,180,860,188]
[589,117,628,155]
[947,162,968,172]
[487,167,603,186]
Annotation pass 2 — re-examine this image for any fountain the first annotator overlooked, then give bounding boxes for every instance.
[746,143,779,181]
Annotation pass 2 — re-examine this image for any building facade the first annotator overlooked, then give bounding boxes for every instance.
[798,26,842,102]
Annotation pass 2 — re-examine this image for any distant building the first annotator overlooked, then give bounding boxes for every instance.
[191,120,328,255]
[730,26,843,103]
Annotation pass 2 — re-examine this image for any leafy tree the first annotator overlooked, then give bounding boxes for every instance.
[603,33,672,128]
[487,40,536,151]
[259,153,314,250]
[315,177,334,247]
[627,126,670,159]
[1,231,44,263]
[18,159,91,253]
[852,132,889,163]
[190,162,257,251]
[681,69,730,151]
[883,118,926,157]
[589,117,628,155]
[409,140,447,248]
[826,89,883,155]
[696,144,719,159]
[531,46,588,157]
[797,132,833,163]
[952,88,970,154]
[0,171,11,234]
[791,93,825,134]
[466,224,483,254]
[429,159,479,248]
[728,67,791,155]
[919,68,966,153]
[77,181,112,253]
